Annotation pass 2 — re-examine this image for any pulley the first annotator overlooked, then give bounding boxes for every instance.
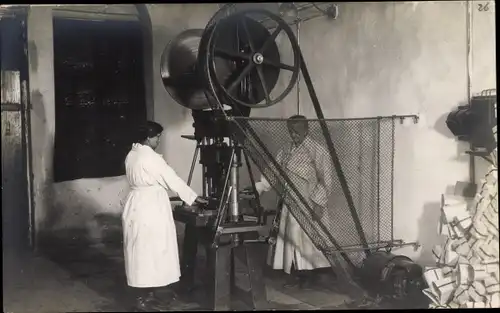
[160,8,301,111]
[160,28,221,110]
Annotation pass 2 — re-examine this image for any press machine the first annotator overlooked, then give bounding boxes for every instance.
[160,5,374,310]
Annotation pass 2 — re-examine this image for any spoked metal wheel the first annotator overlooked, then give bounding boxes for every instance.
[200,9,301,108]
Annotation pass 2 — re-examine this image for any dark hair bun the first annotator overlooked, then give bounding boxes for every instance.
[137,121,164,143]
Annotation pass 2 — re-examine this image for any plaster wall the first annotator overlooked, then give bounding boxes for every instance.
[26,2,495,265]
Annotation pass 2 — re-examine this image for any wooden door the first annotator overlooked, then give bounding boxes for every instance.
[1,15,33,254]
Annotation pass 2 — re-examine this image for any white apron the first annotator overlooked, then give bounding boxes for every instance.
[256,137,332,274]
[122,143,198,288]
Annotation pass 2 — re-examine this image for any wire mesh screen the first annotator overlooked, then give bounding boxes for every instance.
[231,117,395,267]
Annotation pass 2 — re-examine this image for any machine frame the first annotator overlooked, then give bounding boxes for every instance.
[162,5,422,310]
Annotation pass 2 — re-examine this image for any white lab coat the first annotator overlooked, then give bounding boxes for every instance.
[256,137,332,274]
[122,143,198,288]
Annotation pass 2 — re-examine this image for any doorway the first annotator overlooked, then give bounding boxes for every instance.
[1,13,33,255]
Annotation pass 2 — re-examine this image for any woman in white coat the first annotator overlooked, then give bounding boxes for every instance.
[122,121,207,311]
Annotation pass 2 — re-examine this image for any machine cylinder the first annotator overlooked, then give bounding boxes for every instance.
[229,142,241,222]
[202,137,208,197]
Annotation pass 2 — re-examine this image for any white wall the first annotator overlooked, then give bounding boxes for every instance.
[27,6,137,240]
[27,2,496,265]
[27,7,56,232]
[27,4,221,242]
[147,2,496,264]
[148,3,220,197]
[252,1,496,264]
[152,1,495,264]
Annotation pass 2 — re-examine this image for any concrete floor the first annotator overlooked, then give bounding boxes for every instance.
[3,230,428,312]
[3,253,112,312]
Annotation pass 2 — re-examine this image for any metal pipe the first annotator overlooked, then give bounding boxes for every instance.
[298,51,371,257]
[233,114,420,122]
[390,118,395,241]
[324,241,420,254]
[296,20,301,115]
[466,0,475,185]
[211,186,234,248]
[202,138,208,197]
[229,140,240,222]
[229,164,239,219]
[376,118,381,243]
[202,165,207,197]
[243,150,264,224]
[187,142,199,186]
[213,150,235,231]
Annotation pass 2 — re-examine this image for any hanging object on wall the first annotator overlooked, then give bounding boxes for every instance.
[311,3,339,19]
[248,3,339,29]
[278,2,299,21]
[446,89,497,153]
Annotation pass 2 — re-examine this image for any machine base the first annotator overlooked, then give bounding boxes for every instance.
[179,223,268,310]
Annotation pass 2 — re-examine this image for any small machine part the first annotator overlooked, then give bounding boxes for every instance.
[446,91,497,153]
[359,252,426,300]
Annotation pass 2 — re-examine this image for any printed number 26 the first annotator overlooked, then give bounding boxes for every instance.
[478,3,490,11]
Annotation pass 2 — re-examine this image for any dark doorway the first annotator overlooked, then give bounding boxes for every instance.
[1,14,33,255]
[52,18,147,182]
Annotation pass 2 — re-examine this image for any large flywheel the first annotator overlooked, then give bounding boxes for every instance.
[200,9,301,108]
[161,6,301,110]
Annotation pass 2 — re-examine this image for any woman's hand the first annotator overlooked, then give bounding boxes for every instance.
[195,196,209,205]
[241,186,254,194]
[312,203,325,222]
[240,186,261,199]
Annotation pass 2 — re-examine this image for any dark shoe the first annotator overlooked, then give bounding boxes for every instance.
[315,272,336,290]
[135,293,171,312]
[299,271,321,291]
[155,287,178,302]
[134,296,152,312]
[177,281,196,295]
[283,275,300,289]
[299,278,315,291]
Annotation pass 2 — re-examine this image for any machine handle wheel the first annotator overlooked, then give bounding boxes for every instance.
[203,9,301,108]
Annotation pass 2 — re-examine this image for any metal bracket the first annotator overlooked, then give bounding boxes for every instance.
[466,150,494,165]
[394,114,419,125]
